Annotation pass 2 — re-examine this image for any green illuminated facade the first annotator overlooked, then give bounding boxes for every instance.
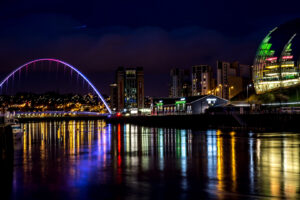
[253,19,300,94]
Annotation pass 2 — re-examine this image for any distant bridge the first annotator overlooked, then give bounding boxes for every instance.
[0,58,112,114]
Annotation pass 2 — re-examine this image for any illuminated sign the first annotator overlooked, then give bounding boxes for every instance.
[175,100,186,105]
[206,98,217,105]
[282,56,293,60]
[130,109,138,114]
[156,101,163,106]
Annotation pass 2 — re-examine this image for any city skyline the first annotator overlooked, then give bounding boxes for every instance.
[2,2,300,200]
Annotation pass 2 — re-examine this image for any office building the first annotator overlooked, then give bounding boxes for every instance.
[109,83,118,111]
[115,67,144,111]
[169,68,191,97]
[217,61,251,99]
[192,65,213,96]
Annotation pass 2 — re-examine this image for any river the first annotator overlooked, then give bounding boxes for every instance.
[2,120,300,199]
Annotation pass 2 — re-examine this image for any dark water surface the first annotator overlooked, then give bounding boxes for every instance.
[2,120,300,199]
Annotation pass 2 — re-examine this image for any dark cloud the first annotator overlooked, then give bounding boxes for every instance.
[0,1,300,96]
[0,17,257,69]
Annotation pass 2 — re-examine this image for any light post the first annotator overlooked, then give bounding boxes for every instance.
[229,86,234,100]
[212,88,215,95]
[211,88,215,95]
[247,84,252,104]
[216,88,220,96]
[218,84,223,98]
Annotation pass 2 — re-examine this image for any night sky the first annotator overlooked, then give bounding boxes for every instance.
[0,0,300,97]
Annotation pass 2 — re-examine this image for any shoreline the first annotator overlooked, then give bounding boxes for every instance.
[16,113,300,132]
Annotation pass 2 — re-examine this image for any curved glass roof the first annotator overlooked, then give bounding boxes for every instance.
[253,18,300,94]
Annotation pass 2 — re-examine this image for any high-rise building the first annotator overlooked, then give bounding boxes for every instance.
[192,65,213,96]
[169,68,191,97]
[109,83,118,111]
[217,61,251,99]
[136,67,144,109]
[182,69,192,97]
[238,64,252,79]
[115,67,144,111]
[116,67,125,111]
[169,68,182,98]
[217,61,232,99]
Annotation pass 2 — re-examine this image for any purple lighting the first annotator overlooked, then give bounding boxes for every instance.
[0,58,112,114]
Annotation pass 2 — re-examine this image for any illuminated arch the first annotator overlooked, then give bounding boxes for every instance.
[0,58,112,114]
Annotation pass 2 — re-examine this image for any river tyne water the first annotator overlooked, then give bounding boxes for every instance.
[1,120,300,199]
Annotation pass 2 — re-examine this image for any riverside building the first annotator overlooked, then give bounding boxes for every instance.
[113,67,144,112]
[151,95,228,115]
[253,18,300,94]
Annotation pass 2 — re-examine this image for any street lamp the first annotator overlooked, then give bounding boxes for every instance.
[247,84,252,104]
[229,86,234,100]
[210,88,215,95]
[218,84,223,98]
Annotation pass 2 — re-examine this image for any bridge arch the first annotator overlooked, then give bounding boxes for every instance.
[0,58,112,114]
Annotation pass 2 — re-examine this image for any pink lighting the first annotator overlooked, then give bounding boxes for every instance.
[282,56,293,60]
[266,57,277,61]
[0,58,112,114]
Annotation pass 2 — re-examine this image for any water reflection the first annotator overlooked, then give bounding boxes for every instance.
[10,121,300,199]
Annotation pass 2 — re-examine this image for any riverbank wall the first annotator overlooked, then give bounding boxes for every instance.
[106,114,300,132]
[17,113,300,132]
[0,125,13,199]
[0,125,13,154]
[18,115,107,123]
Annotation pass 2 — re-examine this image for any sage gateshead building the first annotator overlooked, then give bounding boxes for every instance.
[253,18,300,94]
